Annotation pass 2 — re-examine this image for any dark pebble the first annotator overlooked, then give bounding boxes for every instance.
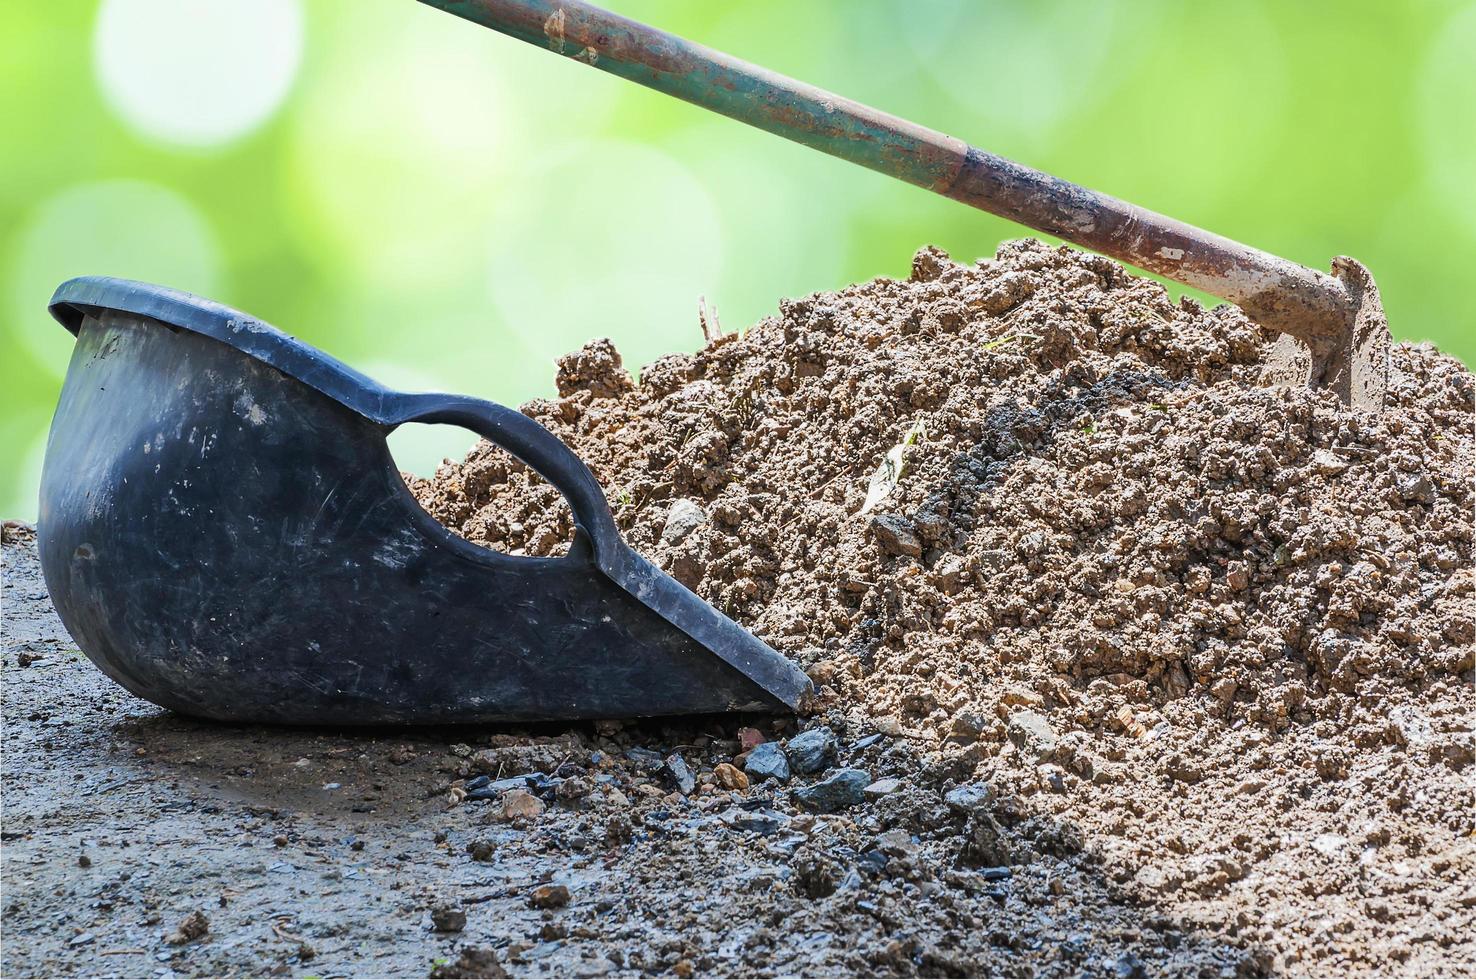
[624,747,664,770]
[744,742,791,783]
[1112,952,1147,979]
[794,768,870,812]
[786,728,838,775]
[664,753,696,795]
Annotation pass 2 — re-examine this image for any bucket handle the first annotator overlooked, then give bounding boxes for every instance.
[390,394,622,560]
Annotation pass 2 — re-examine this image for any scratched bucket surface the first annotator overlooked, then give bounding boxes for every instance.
[37,277,810,725]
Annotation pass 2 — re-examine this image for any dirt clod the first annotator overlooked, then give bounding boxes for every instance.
[527,884,570,910]
[429,947,508,979]
[429,904,466,933]
[164,910,209,945]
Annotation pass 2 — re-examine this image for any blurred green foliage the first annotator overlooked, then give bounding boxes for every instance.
[3,0,1472,520]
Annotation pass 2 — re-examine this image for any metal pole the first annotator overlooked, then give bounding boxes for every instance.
[420,0,1356,355]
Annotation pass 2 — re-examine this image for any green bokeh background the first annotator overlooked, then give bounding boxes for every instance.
[3,0,1472,521]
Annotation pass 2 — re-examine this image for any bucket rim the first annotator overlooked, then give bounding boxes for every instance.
[49,276,397,423]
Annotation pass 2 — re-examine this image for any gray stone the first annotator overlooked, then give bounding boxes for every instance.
[661,499,707,545]
[794,768,870,813]
[1396,472,1435,505]
[664,753,695,795]
[944,782,993,815]
[948,711,989,740]
[1007,709,1059,763]
[720,807,789,835]
[1112,952,1146,979]
[467,774,542,800]
[871,515,922,558]
[744,741,791,783]
[875,828,918,856]
[786,727,838,775]
[863,777,902,800]
[624,747,664,770]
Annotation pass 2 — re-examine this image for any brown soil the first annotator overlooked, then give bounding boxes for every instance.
[409,239,1476,975]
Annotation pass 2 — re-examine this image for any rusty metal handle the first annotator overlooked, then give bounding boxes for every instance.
[419,0,1353,352]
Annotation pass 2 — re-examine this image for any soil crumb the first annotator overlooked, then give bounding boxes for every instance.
[408,239,1475,975]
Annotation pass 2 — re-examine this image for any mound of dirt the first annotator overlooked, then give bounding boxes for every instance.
[413,239,1472,733]
[406,240,1476,974]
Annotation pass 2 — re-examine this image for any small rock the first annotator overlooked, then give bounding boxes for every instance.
[528,884,571,909]
[1226,562,1249,591]
[737,727,766,751]
[493,790,545,822]
[1390,705,1435,750]
[1112,952,1147,979]
[661,499,707,545]
[871,515,922,558]
[1396,472,1435,504]
[77,854,92,868]
[467,774,543,801]
[712,763,748,791]
[1006,710,1058,763]
[721,808,789,835]
[1209,678,1238,704]
[960,813,1011,867]
[863,777,903,800]
[431,903,467,933]
[794,768,870,813]
[875,828,919,856]
[980,866,1012,881]
[944,782,993,815]
[556,777,592,805]
[786,727,838,775]
[624,747,664,770]
[1311,449,1350,476]
[932,554,969,594]
[948,711,989,740]
[664,753,696,795]
[164,910,209,945]
[744,742,791,783]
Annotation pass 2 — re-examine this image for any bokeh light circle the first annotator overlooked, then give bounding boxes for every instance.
[7,179,224,378]
[286,15,514,291]
[485,140,725,374]
[93,0,303,147]
[1418,1,1476,236]
[898,0,1126,151]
